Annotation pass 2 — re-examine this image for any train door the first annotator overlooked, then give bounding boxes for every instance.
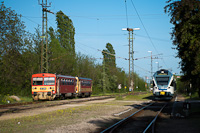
[57,78,60,95]
[75,77,81,94]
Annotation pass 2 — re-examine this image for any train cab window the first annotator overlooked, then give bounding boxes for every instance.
[153,81,155,87]
[33,77,43,85]
[170,80,175,87]
[156,77,169,85]
[44,77,55,85]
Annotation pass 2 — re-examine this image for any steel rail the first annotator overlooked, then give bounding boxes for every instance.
[143,102,168,133]
[100,102,154,133]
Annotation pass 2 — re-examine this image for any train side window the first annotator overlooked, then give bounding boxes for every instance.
[59,79,62,85]
[61,79,65,85]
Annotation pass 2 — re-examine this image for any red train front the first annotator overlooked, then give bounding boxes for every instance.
[32,73,57,100]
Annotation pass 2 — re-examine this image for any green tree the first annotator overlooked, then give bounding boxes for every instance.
[0,3,33,96]
[165,0,200,96]
[102,43,118,92]
[32,26,42,73]
[56,11,75,55]
[48,27,67,74]
[76,53,96,77]
[54,11,76,75]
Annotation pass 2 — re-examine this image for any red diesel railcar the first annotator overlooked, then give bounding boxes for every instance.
[31,73,92,100]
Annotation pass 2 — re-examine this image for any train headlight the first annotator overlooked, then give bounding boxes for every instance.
[48,87,54,90]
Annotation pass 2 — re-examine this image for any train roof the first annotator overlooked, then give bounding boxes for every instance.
[153,69,173,76]
[32,73,92,80]
[32,73,56,77]
[56,75,76,79]
[77,77,92,81]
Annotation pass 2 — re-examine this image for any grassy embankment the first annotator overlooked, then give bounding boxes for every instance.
[0,91,152,132]
[0,94,32,105]
[0,90,151,105]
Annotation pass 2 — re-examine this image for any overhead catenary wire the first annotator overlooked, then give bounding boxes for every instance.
[130,0,159,53]
[21,15,41,26]
[19,4,172,74]
[130,0,169,69]
[124,0,129,28]
[77,42,151,73]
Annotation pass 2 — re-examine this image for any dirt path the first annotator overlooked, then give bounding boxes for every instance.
[0,97,151,133]
[0,98,116,121]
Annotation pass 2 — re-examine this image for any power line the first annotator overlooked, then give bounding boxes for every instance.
[124,0,129,27]
[135,34,171,42]
[130,0,169,69]
[130,0,159,54]
[21,15,41,26]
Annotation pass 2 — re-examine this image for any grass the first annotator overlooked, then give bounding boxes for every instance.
[0,104,119,133]
[123,92,152,101]
[115,95,124,100]
[92,92,127,97]
[0,106,87,132]
[0,95,32,105]
[0,91,152,132]
[182,92,200,100]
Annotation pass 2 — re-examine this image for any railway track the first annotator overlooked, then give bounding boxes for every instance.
[101,101,169,133]
[0,95,115,115]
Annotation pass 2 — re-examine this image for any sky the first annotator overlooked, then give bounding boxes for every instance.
[2,0,181,80]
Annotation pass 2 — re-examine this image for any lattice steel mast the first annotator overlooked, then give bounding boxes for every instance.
[38,0,53,73]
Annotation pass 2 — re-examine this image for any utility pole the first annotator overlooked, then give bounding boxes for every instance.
[122,28,140,93]
[149,51,153,78]
[155,62,160,71]
[103,57,106,94]
[38,0,54,73]
[129,28,134,93]
[148,51,162,79]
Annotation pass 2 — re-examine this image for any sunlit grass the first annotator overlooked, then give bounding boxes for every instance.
[0,104,105,132]
[0,94,33,105]
[124,93,152,101]
[183,92,200,100]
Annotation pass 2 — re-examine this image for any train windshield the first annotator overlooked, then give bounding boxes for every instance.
[33,77,43,85]
[156,77,169,85]
[44,77,55,85]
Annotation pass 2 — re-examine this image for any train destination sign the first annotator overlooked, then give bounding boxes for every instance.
[157,70,168,75]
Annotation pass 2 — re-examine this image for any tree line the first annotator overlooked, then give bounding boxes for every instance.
[165,0,200,97]
[0,3,146,97]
